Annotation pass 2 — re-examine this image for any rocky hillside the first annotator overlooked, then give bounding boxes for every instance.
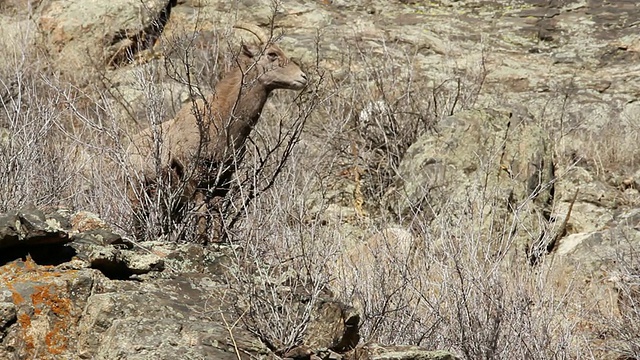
[0,0,639,359]
[1,208,451,359]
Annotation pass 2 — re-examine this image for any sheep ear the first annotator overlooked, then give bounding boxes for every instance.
[241,43,260,58]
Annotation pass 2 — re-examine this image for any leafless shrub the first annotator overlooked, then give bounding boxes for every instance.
[593,240,640,359]
[308,39,490,221]
[304,38,592,358]
[223,146,342,351]
[0,31,81,211]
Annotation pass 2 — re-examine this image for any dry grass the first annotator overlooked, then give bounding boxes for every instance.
[1,12,639,360]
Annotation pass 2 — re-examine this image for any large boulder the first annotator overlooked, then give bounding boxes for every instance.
[385,109,554,258]
[37,0,174,82]
[0,261,274,359]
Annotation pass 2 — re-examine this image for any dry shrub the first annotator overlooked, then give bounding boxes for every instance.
[322,181,591,358]
[542,81,640,183]
[223,144,342,350]
[223,37,605,358]
[2,9,638,359]
[305,39,490,221]
[592,242,640,359]
[0,22,84,211]
[577,120,640,180]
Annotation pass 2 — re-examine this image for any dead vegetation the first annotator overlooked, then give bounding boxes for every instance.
[1,9,639,360]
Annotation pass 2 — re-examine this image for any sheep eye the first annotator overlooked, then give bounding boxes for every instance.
[267,52,278,60]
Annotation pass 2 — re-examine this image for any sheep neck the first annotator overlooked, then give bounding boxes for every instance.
[209,68,270,160]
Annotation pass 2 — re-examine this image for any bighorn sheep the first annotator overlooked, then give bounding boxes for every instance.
[126,23,308,240]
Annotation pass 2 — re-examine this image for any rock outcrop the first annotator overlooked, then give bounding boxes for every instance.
[38,0,175,82]
[384,108,554,259]
[1,0,639,358]
[0,208,454,359]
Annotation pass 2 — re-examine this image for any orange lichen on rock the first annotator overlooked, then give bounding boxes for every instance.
[31,285,73,354]
[11,290,25,305]
[17,313,35,354]
[1,259,78,357]
[45,321,68,355]
[32,285,72,316]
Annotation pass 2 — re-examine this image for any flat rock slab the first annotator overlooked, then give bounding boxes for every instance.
[0,208,69,249]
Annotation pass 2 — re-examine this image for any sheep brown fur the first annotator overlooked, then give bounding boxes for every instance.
[126,23,308,240]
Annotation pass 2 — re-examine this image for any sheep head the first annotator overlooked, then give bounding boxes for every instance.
[233,23,308,92]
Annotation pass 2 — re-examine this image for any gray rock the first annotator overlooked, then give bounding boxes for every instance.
[37,0,174,82]
[0,208,162,279]
[346,344,459,360]
[71,229,124,246]
[0,207,70,249]
[547,207,640,329]
[556,208,640,271]
[304,300,360,352]
[83,245,165,279]
[0,266,96,358]
[0,302,16,334]
[75,275,272,359]
[0,212,21,247]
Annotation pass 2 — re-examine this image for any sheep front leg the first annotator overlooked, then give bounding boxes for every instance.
[194,190,210,245]
[208,195,227,243]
